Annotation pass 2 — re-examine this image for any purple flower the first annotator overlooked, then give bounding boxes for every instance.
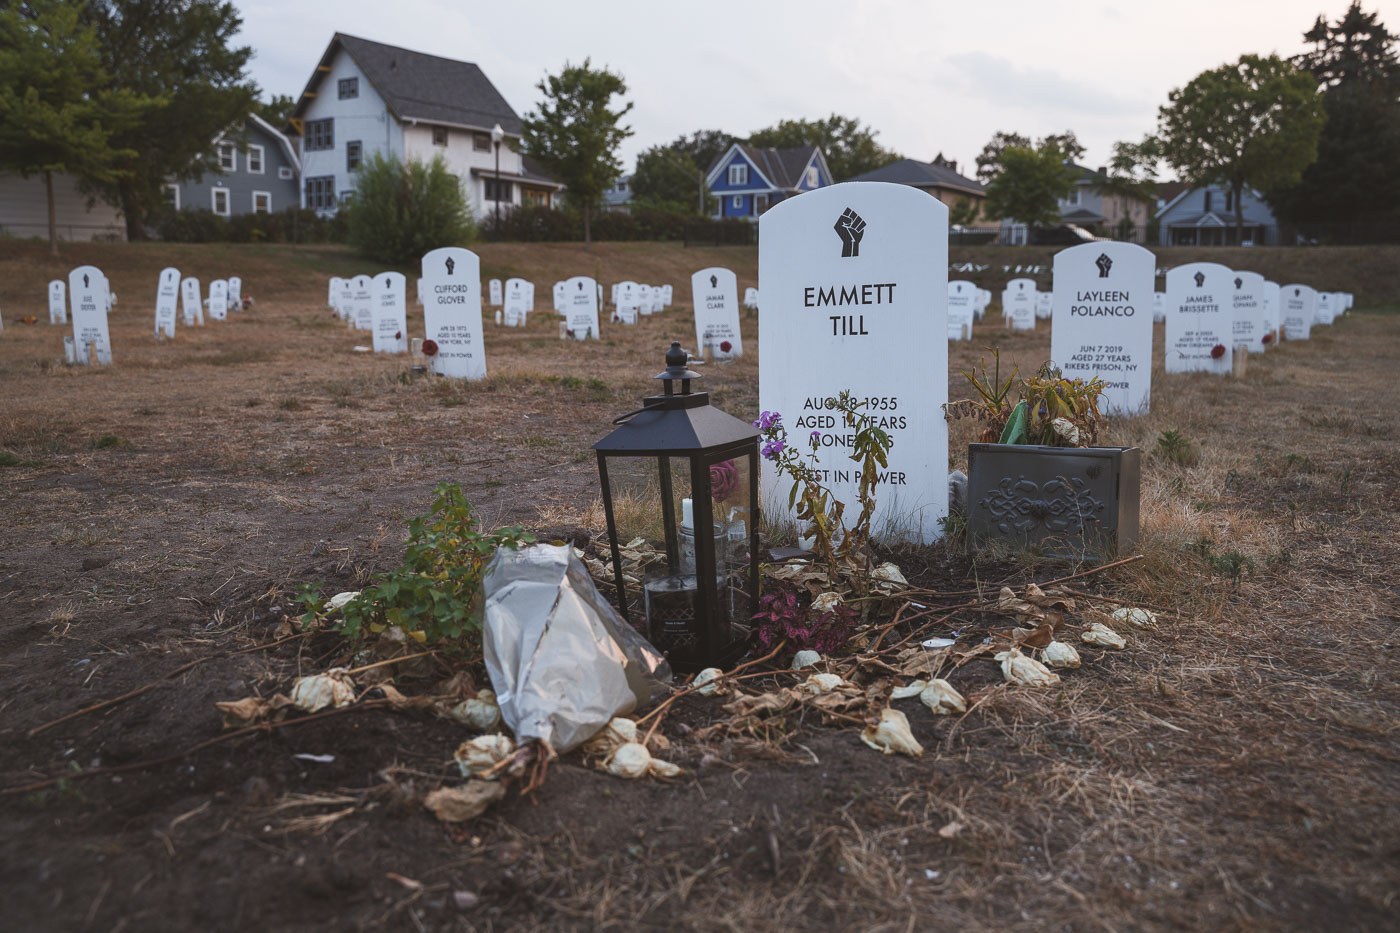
[753,410,782,431]
[761,440,786,461]
[810,430,821,445]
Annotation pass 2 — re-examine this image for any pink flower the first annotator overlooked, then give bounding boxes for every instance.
[710,459,740,502]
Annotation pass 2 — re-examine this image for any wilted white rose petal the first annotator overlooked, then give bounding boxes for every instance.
[872,563,908,586]
[1041,640,1082,669]
[324,591,360,612]
[1081,623,1127,649]
[811,592,843,613]
[1051,417,1081,446]
[890,680,929,700]
[919,679,967,715]
[995,649,1060,688]
[606,743,653,779]
[289,669,356,712]
[791,650,823,670]
[454,734,515,779]
[860,708,924,757]
[448,689,502,731]
[1111,607,1157,628]
[800,672,848,695]
[693,667,726,696]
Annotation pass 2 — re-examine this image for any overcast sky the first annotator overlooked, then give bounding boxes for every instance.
[237,0,1390,176]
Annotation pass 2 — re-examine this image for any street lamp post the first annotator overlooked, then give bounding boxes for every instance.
[491,123,505,239]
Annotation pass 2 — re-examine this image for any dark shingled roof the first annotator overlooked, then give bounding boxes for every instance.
[294,34,522,135]
[844,158,984,196]
[707,144,821,189]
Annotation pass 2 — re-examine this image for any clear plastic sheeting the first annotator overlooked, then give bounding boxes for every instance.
[483,544,672,754]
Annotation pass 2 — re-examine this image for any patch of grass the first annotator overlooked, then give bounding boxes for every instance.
[0,451,21,467]
[1283,453,1317,473]
[278,397,305,411]
[1154,429,1197,466]
[91,434,121,450]
[1190,535,1254,580]
[202,349,273,366]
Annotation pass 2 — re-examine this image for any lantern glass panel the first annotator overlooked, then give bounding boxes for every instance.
[703,451,755,636]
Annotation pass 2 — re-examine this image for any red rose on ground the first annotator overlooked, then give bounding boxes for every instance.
[422,339,439,357]
[719,340,732,353]
[1210,344,1227,359]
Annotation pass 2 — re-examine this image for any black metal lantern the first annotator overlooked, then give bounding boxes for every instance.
[593,342,760,672]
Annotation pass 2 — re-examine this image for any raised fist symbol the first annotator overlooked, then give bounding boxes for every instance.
[1096,253,1112,278]
[710,274,717,288]
[833,208,865,258]
[445,257,455,276]
[1234,277,1242,289]
[1193,271,1205,288]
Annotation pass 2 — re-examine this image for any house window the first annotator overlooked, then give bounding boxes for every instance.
[305,175,335,211]
[806,166,819,187]
[247,144,264,174]
[473,132,491,151]
[278,166,294,180]
[305,119,333,151]
[252,191,271,213]
[727,164,748,186]
[432,126,448,147]
[485,178,513,202]
[338,77,358,100]
[1204,191,1212,211]
[212,187,230,217]
[346,140,362,172]
[162,184,180,210]
[217,143,236,172]
[732,195,743,210]
[522,187,549,207]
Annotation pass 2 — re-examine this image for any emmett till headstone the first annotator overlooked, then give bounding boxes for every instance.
[947,280,975,341]
[208,279,229,321]
[759,182,948,544]
[1051,242,1154,415]
[182,277,203,326]
[1282,284,1316,341]
[564,275,600,339]
[372,271,408,353]
[68,266,112,365]
[690,267,742,359]
[155,267,180,339]
[1165,262,1232,375]
[49,280,66,324]
[1231,271,1268,353]
[1003,278,1036,330]
[422,247,485,380]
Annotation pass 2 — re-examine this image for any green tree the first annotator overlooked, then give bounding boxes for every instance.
[632,129,734,213]
[342,153,474,265]
[1091,137,1163,202]
[1157,54,1327,244]
[521,59,633,248]
[0,0,157,256]
[1271,3,1400,232]
[255,93,296,128]
[746,114,900,181]
[80,0,259,239]
[982,141,1080,235]
[948,197,979,228]
[976,130,1084,183]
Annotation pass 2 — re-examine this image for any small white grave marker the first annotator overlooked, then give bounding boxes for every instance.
[1231,271,1268,353]
[1035,291,1053,320]
[371,271,408,353]
[154,267,180,339]
[1153,291,1166,322]
[564,275,600,339]
[743,287,759,310]
[1281,284,1316,341]
[422,248,485,380]
[182,277,203,326]
[690,267,742,358]
[553,281,566,314]
[69,265,112,365]
[1263,281,1281,345]
[349,275,374,330]
[488,279,503,306]
[1165,262,1233,374]
[49,280,66,324]
[208,279,229,321]
[228,276,242,310]
[615,281,639,324]
[1051,242,1154,415]
[947,280,975,340]
[1316,292,1336,325]
[1002,278,1036,330]
[503,279,528,326]
[661,284,673,307]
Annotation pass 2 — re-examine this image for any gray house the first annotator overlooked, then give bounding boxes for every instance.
[164,114,301,217]
[1155,183,1279,246]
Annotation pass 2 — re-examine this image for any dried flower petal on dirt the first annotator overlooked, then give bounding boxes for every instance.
[800,672,847,695]
[889,680,928,700]
[791,650,823,670]
[325,591,360,612]
[872,562,908,590]
[580,717,638,758]
[454,734,515,779]
[214,693,292,727]
[920,680,966,715]
[448,689,503,731]
[1082,623,1126,649]
[1111,607,1157,628]
[423,781,505,823]
[693,668,727,696]
[997,586,1044,620]
[996,649,1060,688]
[290,669,356,712]
[860,708,924,757]
[603,742,683,779]
[1041,640,1082,669]
[811,592,843,613]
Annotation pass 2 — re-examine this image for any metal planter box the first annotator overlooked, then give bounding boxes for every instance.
[965,444,1140,560]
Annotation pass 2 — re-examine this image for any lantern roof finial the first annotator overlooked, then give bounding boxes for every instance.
[655,340,702,394]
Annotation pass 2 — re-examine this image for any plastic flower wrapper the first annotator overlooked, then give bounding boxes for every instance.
[454,734,515,780]
[861,708,924,757]
[1081,622,1126,648]
[325,591,360,612]
[995,649,1060,687]
[1041,640,1082,669]
[290,668,356,712]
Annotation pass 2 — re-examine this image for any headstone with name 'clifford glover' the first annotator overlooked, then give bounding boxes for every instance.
[208,279,229,321]
[759,181,948,544]
[564,275,600,339]
[1003,278,1036,330]
[1231,271,1268,353]
[68,265,112,365]
[422,247,485,379]
[154,267,180,338]
[182,277,202,326]
[947,280,975,340]
[690,267,742,358]
[1165,262,1233,375]
[49,279,66,324]
[1051,242,1154,415]
[371,271,408,353]
[1281,284,1316,341]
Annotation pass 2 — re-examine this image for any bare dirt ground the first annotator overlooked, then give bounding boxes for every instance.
[1,240,1398,932]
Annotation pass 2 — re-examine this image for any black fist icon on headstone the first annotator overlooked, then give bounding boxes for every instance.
[1096,253,1113,278]
[1193,271,1205,288]
[710,274,717,288]
[833,208,866,258]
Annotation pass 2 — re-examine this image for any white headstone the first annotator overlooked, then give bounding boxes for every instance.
[759,182,948,544]
[638,285,654,316]
[947,280,975,341]
[690,267,742,359]
[337,279,354,320]
[974,288,991,319]
[564,276,600,340]
[610,283,619,306]
[661,284,673,307]
[553,281,566,314]
[1262,281,1281,345]
[1231,271,1268,353]
[1035,291,1053,320]
[616,281,639,324]
[1051,243,1155,416]
[227,276,242,310]
[328,276,342,312]
[48,280,66,324]
[523,281,535,312]
[1281,284,1317,341]
[1003,278,1036,330]
[743,287,759,310]
[488,279,503,306]
[416,278,424,307]
[182,277,203,326]
[68,266,112,365]
[1316,292,1336,325]
[503,278,528,326]
[154,267,180,339]
[371,271,408,353]
[1152,291,1166,323]
[1164,263,1233,374]
[422,248,485,380]
[208,279,229,321]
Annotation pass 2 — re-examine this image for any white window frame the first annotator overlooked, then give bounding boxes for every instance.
[163,183,180,211]
[728,164,748,186]
[432,125,448,147]
[211,186,231,217]
[252,190,271,214]
[1066,188,1080,206]
[246,144,265,174]
[217,143,236,172]
[806,166,818,187]
[731,195,743,210]
[278,166,293,180]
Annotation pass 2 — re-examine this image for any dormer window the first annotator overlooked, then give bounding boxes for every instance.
[806,166,818,187]
[1204,191,1213,211]
[338,77,358,99]
[728,164,748,186]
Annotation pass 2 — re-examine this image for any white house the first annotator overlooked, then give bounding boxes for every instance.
[287,34,562,219]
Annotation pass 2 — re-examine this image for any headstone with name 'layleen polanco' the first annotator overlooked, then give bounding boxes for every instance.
[1263,281,1281,343]
[208,279,229,321]
[690,267,742,359]
[69,266,112,365]
[1281,284,1316,341]
[372,271,408,353]
[759,181,949,544]
[947,280,975,341]
[564,276,600,339]
[1003,278,1036,330]
[155,267,180,338]
[228,276,242,311]
[49,279,66,324]
[182,277,203,326]
[1165,262,1233,375]
[488,279,503,306]
[1051,242,1154,415]
[422,247,485,380]
[350,275,374,330]
[1231,271,1268,353]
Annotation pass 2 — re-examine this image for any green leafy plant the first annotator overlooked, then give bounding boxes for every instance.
[342,153,475,264]
[945,349,1106,448]
[1155,429,1197,465]
[300,483,533,653]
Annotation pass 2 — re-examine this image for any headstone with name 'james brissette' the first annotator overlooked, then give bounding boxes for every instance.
[1003,278,1036,330]
[371,271,408,353]
[1263,281,1281,343]
[1035,291,1053,320]
[690,267,742,359]
[488,279,503,306]
[1051,242,1154,416]
[69,265,112,365]
[1165,262,1233,375]
[1153,291,1166,323]
[1281,284,1316,341]
[503,279,528,326]
[49,279,66,324]
[208,279,229,321]
[350,275,374,330]
[182,277,203,326]
[564,275,600,339]
[759,181,949,544]
[1231,271,1268,353]
[422,247,485,379]
[1315,291,1336,325]
[615,281,639,324]
[154,267,180,339]
[228,276,242,310]
[947,280,975,341]
[553,281,566,314]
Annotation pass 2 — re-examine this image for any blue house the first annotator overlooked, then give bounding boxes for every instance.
[1155,183,1280,246]
[704,142,831,220]
[164,114,301,218]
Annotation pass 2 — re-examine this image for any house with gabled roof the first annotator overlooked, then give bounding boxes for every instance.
[1154,183,1280,246]
[287,34,562,219]
[704,143,831,220]
[163,114,301,219]
[845,155,996,232]
[1056,163,1153,243]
